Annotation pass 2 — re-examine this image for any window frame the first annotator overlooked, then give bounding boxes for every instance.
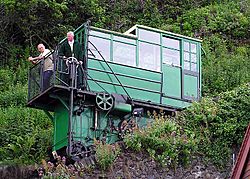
[183,40,199,72]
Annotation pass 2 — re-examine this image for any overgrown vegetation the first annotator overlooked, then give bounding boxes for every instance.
[124,113,196,168]
[179,83,250,167]
[95,140,121,171]
[38,156,94,178]
[125,83,250,168]
[38,141,120,177]
[0,0,249,170]
[0,67,52,165]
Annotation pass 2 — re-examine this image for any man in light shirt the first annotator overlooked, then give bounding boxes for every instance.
[58,31,83,88]
[28,43,54,91]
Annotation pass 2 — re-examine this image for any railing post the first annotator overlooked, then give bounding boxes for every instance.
[67,57,79,157]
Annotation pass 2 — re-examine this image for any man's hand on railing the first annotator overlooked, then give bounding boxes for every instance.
[28,56,43,64]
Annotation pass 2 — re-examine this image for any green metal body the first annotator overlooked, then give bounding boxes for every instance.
[27,23,202,153]
[84,25,201,108]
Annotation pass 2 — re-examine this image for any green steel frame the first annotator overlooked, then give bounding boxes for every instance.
[75,24,202,109]
[27,22,202,155]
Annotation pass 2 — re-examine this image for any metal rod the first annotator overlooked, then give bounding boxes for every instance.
[94,108,98,130]
[160,72,163,104]
[67,59,77,156]
[80,112,83,140]
[67,80,74,156]
[82,21,90,90]
[40,60,44,92]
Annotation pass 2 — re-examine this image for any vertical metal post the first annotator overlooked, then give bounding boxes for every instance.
[67,84,74,156]
[94,108,98,130]
[160,72,163,104]
[52,49,57,86]
[40,60,44,92]
[80,113,83,140]
[67,59,77,156]
[93,107,98,139]
[82,21,90,90]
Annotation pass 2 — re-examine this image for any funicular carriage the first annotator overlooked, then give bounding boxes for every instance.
[27,22,202,161]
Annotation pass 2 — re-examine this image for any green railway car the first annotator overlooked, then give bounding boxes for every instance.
[27,22,202,160]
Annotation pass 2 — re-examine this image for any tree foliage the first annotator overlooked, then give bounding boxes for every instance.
[1,0,249,94]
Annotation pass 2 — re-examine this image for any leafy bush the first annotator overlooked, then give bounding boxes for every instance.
[0,69,13,91]
[95,140,121,171]
[0,107,52,164]
[179,83,250,167]
[124,113,196,168]
[202,35,250,96]
[0,84,27,108]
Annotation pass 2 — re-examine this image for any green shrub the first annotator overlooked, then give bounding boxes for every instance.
[202,35,250,96]
[95,140,121,171]
[179,83,250,167]
[124,114,196,168]
[0,107,52,164]
[0,84,27,108]
[0,69,13,91]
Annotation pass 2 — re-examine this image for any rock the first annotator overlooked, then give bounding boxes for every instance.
[1,148,233,178]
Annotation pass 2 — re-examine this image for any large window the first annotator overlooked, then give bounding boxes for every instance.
[138,29,160,44]
[88,35,110,61]
[184,41,198,72]
[113,41,136,66]
[162,37,180,66]
[139,42,160,71]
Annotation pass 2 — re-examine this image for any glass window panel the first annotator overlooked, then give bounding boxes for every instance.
[89,30,110,38]
[184,61,190,70]
[184,42,189,51]
[139,29,160,44]
[184,52,190,61]
[191,54,197,62]
[191,43,197,53]
[88,36,110,60]
[162,37,180,50]
[162,48,180,66]
[139,42,160,71]
[113,42,136,66]
[191,63,197,71]
[113,36,136,44]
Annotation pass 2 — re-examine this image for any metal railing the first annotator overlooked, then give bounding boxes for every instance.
[28,51,84,101]
[28,60,43,100]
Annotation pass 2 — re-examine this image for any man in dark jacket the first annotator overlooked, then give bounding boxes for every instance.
[58,31,84,89]
[59,31,83,60]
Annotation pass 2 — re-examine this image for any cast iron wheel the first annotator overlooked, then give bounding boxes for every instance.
[96,92,114,111]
